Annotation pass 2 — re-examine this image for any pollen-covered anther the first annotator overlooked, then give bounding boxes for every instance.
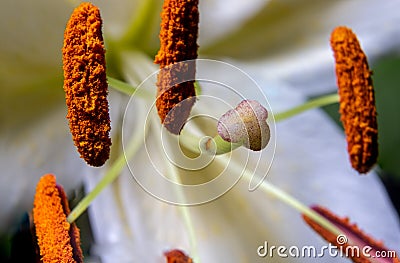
[154,0,199,134]
[33,174,83,263]
[62,2,111,167]
[330,26,378,174]
[303,205,400,263]
[164,249,193,263]
[217,100,270,151]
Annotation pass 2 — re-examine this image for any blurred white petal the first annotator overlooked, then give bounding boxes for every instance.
[207,0,400,96]
[0,108,90,230]
[88,61,399,262]
[199,0,267,45]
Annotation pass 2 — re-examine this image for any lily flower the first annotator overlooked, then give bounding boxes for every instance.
[1,1,400,263]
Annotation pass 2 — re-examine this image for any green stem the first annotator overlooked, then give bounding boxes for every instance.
[107,76,135,95]
[119,0,159,49]
[215,154,343,237]
[179,130,242,156]
[201,135,242,155]
[107,76,153,99]
[274,93,339,122]
[256,180,342,236]
[67,120,146,223]
[194,81,202,96]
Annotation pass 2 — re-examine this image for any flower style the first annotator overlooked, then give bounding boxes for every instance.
[217,100,271,151]
[33,174,83,263]
[1,1,400,263]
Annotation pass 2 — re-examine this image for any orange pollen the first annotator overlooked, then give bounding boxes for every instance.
[32,174,83,263]
[154,0,199,134]
[330,26,378,174]
[62,2,111,167]
[303,205,399,263]
[164,249,194,263]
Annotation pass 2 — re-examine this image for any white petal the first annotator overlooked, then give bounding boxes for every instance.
[199,0,268,45]
[88,58,400,262]
[258,75,400,251]
[234,1,400,96]
[0,108,91,231]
